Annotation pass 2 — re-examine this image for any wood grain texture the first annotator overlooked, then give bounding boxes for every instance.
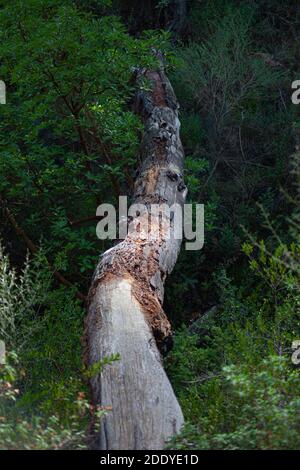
[85,60,186,449]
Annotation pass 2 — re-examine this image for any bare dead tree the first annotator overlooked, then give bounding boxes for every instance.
[84,59,187,450]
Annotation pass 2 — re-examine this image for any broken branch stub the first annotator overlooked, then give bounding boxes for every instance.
[85,61,186,450]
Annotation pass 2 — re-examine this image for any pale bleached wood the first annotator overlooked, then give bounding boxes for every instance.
[85,61,186,450]
[87,278,183,450]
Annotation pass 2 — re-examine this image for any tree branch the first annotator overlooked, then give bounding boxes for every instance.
[1,197,86,302]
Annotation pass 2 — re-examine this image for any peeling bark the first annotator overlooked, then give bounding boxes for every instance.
[85,60,186,450]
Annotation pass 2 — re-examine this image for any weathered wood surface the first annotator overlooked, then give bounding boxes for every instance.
[85,60,186,450]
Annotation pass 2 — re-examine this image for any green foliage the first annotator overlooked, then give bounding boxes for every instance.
[0,0,166,289]
[1,0,300,451]
[0,242,51,349]
[0,0,172,449]
[83,354,120,379]
[0,352,104,450]
[168,356,300,450]
[167,239,300,449]
[166,0,298,319]
[0,241,122,448]
[18,289,85,418]
[0,241,84,435]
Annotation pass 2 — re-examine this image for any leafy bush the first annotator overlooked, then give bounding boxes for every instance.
[0,351,104,450]
[1,0,300,451]
[167,239,300,449]
[0,242,119,449]
[166,1,297,321]
[0,0,166,288]
[0,242,50,349]
[168,356,300,450]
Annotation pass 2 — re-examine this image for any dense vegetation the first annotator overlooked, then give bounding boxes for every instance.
[0,0,299,449]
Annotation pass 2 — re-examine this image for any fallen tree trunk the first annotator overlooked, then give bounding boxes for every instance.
[84,59,186,450]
